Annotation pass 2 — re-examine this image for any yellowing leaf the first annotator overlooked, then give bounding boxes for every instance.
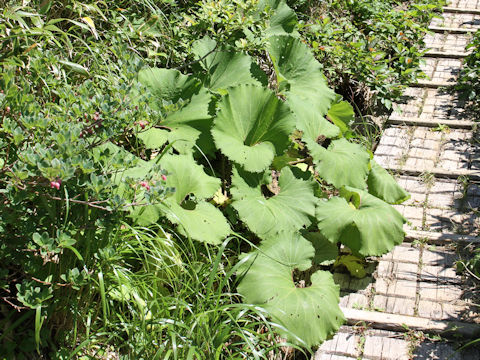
[82,16,98,39]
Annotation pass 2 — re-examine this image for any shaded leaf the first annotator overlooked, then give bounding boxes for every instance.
[334,255,366,279]
[138,68,214,154]
[303,232,338,266]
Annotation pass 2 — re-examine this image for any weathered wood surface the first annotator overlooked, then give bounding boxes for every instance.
[316,2,480,358]
[342,308,480,338]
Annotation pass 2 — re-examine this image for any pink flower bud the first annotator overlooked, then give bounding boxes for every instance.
[50,181,60,190]
[140,181,150,191]
[138,120,148,129]
[161,175,167,181]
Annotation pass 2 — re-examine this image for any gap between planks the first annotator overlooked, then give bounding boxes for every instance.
[405,229,480,245]
[388,116,475,129]
[385,164,480,180]
[443,7,480,15]
[342,308,480,338]
[413,79,457,88]
[429,25,477,34]
[424,50,471,59]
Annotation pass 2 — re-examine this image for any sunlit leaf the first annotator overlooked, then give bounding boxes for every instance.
[316,187,406,256]
[212,84,295,172]
[231,166,316,238]
[238,232,344,346]
[367,160,410,204]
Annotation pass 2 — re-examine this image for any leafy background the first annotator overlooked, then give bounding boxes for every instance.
[0,0,442,358]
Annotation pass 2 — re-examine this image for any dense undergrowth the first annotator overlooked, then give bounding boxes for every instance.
[456,29,480,114]
[0,1,442,359]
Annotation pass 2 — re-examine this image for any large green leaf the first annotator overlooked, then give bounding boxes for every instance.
[231,166,316,239]
[310,138,370,189]
[267,35,338,152]
[293,98,340,141]
[212,84,296,172]
[130,155,230,244]
[163,201,230,245]
[259,0,298,36]
[138,68,214,154]
[367,160,410,204]
[138,67,203,104]
[303,232,338,266]
[192,37,266,92]
[316,187,406,256]
[327,99,355,136]
[162,155,220,203]
[267,35,335,114]
[238,232,344,346]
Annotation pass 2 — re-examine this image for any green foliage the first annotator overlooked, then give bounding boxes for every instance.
[231,166,317,239]
[456,30,480,114]
[310,138,371,189]
[334,254,367,279]
[238,232,345,347]
[299,0,444,111]
[212,84,296,172]
[0,0,418,357]
[316,187,406,256]
[367,160,411,204]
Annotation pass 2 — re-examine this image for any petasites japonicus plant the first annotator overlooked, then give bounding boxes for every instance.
[134,0,409,348]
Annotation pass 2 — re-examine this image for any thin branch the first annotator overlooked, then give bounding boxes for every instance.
[45,194,112,211]
[175,45,218,71]
[288,157,313,166]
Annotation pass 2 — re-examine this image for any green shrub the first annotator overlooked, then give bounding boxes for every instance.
[298,0,444,111]
[456,30,480,114]
[0,0,426,358]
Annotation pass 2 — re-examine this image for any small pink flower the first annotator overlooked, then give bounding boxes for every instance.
[161,175,167,181]
[140,181,150,191]
[50,181,60,190]
[137,120,148,130]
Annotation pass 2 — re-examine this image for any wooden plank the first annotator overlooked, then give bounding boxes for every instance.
[388,116,475,129]
[404,229,480,245]
[342,307,480,338]
[443,7,480,15]
[429,26,477,34]
[385,164,480,180]
[413,79,457,88]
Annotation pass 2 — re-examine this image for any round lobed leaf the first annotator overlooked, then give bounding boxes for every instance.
[212,84,296,172]
[316,187,406,256]
[367,160,411,204]
[231,166,317,239]
[310,138,371,189]
[238,232,344,347]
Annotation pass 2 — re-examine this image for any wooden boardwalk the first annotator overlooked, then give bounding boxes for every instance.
[315,1,480,358]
